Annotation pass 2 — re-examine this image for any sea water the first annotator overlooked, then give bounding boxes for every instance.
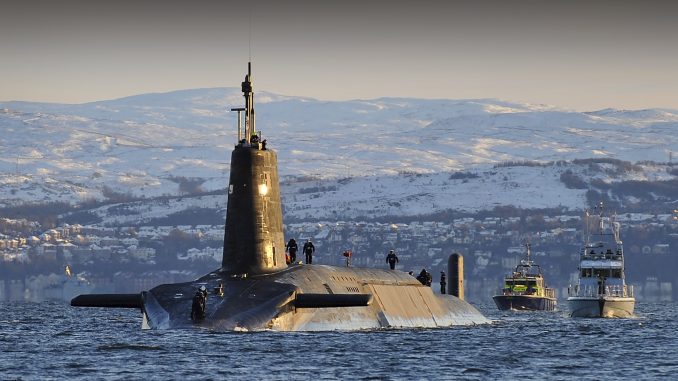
[1,301,677,380]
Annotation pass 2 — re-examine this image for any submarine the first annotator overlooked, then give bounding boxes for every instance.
[71,63,489,331]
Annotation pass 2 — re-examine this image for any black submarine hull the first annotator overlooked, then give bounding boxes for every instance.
[140,265,487,331]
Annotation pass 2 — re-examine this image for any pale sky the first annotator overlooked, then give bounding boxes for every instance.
[2,0,678,111]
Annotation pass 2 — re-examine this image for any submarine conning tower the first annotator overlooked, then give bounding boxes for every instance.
[222,63,287,274]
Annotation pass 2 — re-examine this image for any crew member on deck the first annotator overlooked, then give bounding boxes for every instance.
[343,250,352,267]
[417,269,428,286]
[215,283,224,297]
[303,239,315,264]
[386,250,399,270]
[286,238,298,263]
[440,271,447,294]
[417,269,432,287]
[191,286,208,321]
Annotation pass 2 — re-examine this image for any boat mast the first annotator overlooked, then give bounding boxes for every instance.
[525,243,532,265]
[584,209,590,248]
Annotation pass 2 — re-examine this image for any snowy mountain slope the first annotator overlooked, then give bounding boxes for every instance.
[76,158,675,226]
[1,89,677,210]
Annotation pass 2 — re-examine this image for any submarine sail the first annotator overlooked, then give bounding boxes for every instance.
[71,63,489,331]
[222,63,287,274]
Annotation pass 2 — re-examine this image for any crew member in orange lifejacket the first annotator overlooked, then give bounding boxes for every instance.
[286,238,298,263]
[343,250,352,267]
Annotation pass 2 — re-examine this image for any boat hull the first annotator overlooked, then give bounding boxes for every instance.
[567,297,635,318]
[492,295,557,311]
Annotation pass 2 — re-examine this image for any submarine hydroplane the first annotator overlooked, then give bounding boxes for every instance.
[71,63,489,330]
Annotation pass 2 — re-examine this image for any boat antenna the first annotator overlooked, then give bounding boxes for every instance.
[584,208,590,246]
[598,201,605,233]
[525,242,532,266]
[612,213,621,244]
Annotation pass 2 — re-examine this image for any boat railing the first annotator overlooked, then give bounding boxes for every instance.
[581,252,623,260]
[568,284,634,298]
[497,287,556,298]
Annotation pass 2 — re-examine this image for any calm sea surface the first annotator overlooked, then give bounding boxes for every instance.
[1,300,676,380]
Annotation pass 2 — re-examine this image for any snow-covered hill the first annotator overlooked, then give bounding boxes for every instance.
[1,89,677,215]
[66,159,675,226]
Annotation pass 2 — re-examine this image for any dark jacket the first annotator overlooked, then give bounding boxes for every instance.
[286,239,298,254]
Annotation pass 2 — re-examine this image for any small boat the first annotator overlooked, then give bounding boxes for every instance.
[492,244,557,311]
[567,203,635,318]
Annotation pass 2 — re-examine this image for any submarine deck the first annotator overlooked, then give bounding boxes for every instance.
[143,264,488,331]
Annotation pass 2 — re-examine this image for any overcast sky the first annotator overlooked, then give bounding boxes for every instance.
[2,0,678,110]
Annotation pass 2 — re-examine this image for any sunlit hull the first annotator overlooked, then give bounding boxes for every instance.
[567,296,635,318]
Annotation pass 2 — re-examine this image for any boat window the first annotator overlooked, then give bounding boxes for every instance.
[592,269,611,278]
[581,268,593,277]
[611,269,622,278]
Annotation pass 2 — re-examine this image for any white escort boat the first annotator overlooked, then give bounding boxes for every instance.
[567,204,635,318]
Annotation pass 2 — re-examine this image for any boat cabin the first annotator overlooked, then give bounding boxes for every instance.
[502,277,543,295]
[576,242,627,297]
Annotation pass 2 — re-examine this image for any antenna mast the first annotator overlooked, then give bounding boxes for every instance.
[241,62,256,144]
[524,243,532,265]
